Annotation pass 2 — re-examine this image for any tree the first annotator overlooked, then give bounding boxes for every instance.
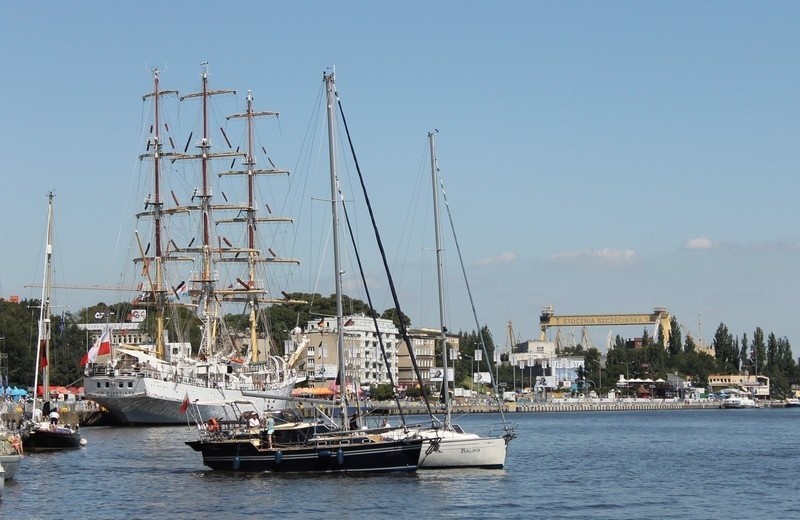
[712,323,738,373]
[380,308,411,330]
[751,327,766,376]
[371,383,394,400]
[667,316,682,357]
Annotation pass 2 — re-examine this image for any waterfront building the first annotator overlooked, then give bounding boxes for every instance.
[707,373,770,398]
[302,314,400,391]
[395,328,444,390]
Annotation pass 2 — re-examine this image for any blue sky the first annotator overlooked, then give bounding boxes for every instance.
[2,2,800,354]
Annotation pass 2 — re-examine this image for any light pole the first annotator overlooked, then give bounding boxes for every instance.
[512,355,516,396]
[463,353,474,395]
[473,348,482,396]
[585,379,596,400]
[621,360,633,397]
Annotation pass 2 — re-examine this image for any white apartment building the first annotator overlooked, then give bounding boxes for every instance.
[302,314,400,389]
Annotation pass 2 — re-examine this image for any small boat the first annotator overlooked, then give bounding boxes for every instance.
[20,422,82,452]
[720,389,758,409]
[22,193,84,451]
[784,397,800,408]
[0,432,24,479]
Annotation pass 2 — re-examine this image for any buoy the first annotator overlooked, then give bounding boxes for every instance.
[80,438,88,446]
[274,451,282,464]
[336,448,344,465]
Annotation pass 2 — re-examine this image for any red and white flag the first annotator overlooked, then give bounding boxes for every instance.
[80,329,112,366]
[178,392,190,414]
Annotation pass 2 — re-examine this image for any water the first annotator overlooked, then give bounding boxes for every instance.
[4,408,800,519]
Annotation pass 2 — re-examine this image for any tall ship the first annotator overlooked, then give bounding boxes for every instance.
[84,66,306,425]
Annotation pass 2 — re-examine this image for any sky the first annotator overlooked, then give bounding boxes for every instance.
[2,2,800,355]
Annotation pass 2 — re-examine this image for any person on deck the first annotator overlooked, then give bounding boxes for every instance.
[248,413,260,435]
[266,413,276,449]
[49,408,60,429]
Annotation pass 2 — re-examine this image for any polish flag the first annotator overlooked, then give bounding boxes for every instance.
[179,392,190,414]
[80,329,112,366]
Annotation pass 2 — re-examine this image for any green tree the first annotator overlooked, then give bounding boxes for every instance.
[713,323,738,373]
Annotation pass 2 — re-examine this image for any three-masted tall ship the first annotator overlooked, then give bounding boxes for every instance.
[84,66,306,425]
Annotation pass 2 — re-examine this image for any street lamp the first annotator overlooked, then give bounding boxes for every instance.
[462,353,474,394]
[621,360,633,397]
[585,379,596,400]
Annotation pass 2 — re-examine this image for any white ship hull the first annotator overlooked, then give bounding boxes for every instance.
[0,454,23,480]
[721,398,758,409]
[384,426,508,469]
[85,374,299,425]
[417,429,508,469]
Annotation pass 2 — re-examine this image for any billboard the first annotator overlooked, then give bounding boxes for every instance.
[429,367,454,382]
[473,372,492,384]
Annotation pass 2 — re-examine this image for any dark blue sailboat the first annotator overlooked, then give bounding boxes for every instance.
[21,193,84,452]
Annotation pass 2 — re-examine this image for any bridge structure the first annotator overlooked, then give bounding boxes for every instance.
[539,306,672,346]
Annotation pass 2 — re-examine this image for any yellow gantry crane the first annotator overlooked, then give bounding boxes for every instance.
[539,305,672,345]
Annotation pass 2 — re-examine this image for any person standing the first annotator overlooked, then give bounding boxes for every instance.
[248,413,260,435]
[49,408,60,429]
[266,413,276,449]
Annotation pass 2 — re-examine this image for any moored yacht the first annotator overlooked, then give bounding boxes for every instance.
[720,389,758,409]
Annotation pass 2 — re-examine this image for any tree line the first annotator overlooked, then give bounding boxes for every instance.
[2,297,796,398]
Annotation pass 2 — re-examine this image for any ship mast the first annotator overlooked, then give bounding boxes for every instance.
[223,91,298,362]
[33,191,55,408]
[324,70,349,430]
[180,64,237,357]
[140,68,178,359]
[429,130,452,428]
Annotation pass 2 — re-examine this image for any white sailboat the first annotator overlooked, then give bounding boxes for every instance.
[384,131,516,468]
[83,66,305,425]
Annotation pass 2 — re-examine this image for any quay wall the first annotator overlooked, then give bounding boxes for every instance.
[377,398,779,416]
[1,401,107,429]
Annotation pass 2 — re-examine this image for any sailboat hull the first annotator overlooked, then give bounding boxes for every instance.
[418,431,508,469]
[384,427,509,469]
[21,425,82,452]
[186,436,423,473]
[85,375,299,425]
[0,454,23,479]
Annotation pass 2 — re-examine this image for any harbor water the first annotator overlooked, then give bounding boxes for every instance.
[3,408,800,519]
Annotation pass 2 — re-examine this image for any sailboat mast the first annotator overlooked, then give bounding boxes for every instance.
[429,131,451,427]
[151,69,167,358]
[34,191,55,408]
[324,70,349,429]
